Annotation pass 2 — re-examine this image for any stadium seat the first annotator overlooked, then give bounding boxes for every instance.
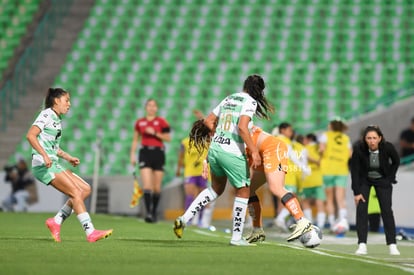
[0,0,40,75]
[11,0,414,179]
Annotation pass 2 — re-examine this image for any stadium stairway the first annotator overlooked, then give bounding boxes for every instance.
[0,0,94,168]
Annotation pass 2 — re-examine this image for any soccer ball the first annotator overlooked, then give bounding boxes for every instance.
[299,226,323,248]
[332,218,349,235]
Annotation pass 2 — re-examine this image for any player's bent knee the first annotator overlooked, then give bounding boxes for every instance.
[82,186,92,199]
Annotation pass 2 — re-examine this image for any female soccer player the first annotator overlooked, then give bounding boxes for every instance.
[245,126,312,243]
[130,98,171,223]
[273,123,309,231]
[301,133,326,230]
[350,125,400,255]
[26,88,112,242]
[319,118,352,232]
[173,74,271,246]
[176,135,215,228]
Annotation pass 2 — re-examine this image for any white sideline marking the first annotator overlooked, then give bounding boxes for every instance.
[192,229,414,274]
[192,229,220,238]
[269,242,414,274]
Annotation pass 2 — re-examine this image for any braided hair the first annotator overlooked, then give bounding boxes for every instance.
[44,88,68,109]
[188,119,213,155]
[243,74,274,119]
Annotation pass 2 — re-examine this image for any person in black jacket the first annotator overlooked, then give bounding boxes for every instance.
[350,125,400,256]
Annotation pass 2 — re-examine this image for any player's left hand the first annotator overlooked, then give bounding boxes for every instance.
[69,157,80,167]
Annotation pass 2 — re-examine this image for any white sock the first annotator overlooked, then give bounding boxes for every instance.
[54,203,72,225]
[182,188,218,224]
[328,214,335,226]
[191,211,200,226]
[303,209,313,221]
[317,212,326,229]
[276,207,290,222]
[200,201,215,228]
[339,208,347,220]
[231,197,249,242]
[77,212,95,235]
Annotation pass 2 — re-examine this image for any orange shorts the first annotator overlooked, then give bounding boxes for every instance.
[249,136,289,173]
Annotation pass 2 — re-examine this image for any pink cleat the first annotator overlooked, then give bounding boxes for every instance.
[87,229,113,243]
[46,218,61,242]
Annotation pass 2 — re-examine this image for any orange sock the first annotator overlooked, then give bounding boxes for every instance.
[248,196,262,228]
[281,193,304,221]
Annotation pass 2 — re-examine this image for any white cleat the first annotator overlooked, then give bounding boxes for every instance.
[389,244,400,256]
[355,243,368,255]
[245,228,266,243]
[287,218,312,242]
[230,239,257,246]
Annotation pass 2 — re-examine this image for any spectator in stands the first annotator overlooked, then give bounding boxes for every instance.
[27,88,112,242]
[399,116,414,159]
[2,158,38,212]
[319,118,352,233]
[350,125,400,255]
[130,98,171,223]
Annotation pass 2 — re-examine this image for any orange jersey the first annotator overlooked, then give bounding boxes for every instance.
[247,127,288,173]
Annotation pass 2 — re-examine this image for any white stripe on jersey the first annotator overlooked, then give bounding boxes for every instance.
[31,108,62,167]
[210,92,257,156]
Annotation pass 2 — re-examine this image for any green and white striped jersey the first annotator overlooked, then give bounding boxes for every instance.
[31,108,62,167]
[210,92,257,156]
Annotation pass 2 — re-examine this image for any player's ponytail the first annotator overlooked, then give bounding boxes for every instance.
[44,88,68,109]
[243,74,274,120]
[189,119,212,155]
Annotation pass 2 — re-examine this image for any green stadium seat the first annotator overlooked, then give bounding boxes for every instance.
[11,0,414,177]
[0,0,40,76]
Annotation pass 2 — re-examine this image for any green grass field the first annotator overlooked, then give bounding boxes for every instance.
[1,213,413,275]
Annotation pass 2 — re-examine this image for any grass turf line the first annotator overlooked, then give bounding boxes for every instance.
[0,212,412,275]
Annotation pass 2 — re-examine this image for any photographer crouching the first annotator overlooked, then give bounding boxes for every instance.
[2,158,38,212]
